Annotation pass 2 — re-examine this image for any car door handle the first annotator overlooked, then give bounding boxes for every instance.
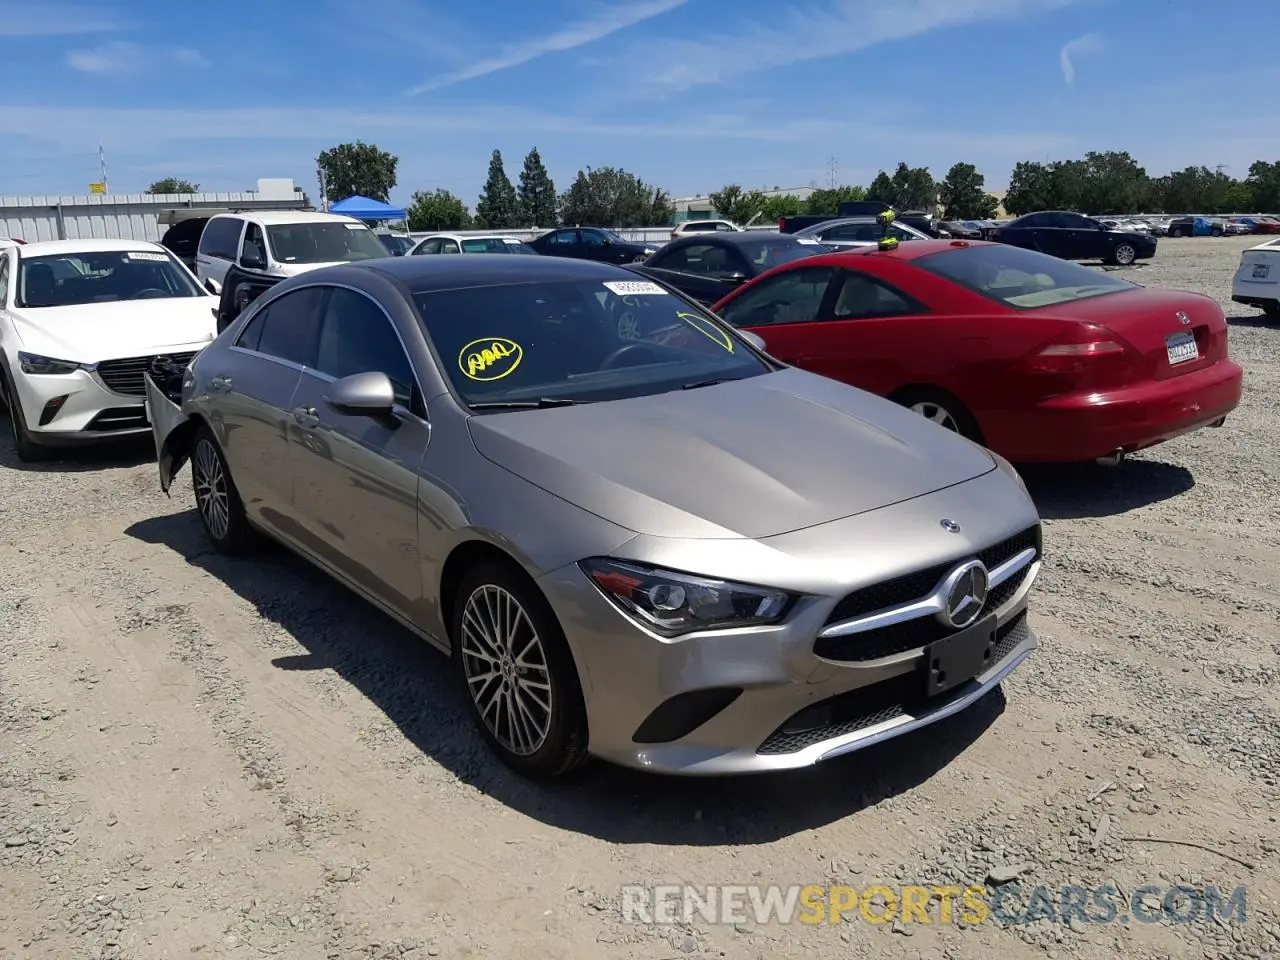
[209,376,233,392]
[292,406,319,428]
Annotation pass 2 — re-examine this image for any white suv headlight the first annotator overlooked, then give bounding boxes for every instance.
[18,352,81,375]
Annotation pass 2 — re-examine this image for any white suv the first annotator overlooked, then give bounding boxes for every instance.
[194,211,390,288]
[669,219,742,239]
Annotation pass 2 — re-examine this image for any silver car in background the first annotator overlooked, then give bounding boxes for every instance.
[145,255,1042,779]
[793,216,933,250]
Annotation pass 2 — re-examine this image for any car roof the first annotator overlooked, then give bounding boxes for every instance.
[792,237,998,265]
[14,238,166,257]
[421,234,526,242]
[363,251,638,291]
[212,210,362,225]
[664,231,804,249]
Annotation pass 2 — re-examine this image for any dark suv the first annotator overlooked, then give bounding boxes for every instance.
[984,211,1157,265]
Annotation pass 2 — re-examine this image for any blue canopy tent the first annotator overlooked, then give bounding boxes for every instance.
[327,194,407,220]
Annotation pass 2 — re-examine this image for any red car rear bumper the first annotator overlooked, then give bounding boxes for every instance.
[988,359,1244,463]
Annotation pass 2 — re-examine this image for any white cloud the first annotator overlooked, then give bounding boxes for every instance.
[406,0,688,95]
[1059,32,1102,86]
[0,1,123,35]
[66,42,210,75]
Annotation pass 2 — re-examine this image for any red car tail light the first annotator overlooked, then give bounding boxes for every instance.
[1023,324,1141,388]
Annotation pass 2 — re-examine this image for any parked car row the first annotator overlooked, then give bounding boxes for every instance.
[0,213,1246,780]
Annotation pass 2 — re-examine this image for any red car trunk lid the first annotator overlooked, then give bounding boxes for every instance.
[1045,288,1227,380]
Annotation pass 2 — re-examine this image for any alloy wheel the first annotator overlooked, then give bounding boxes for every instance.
[1115,244,1136,265]
[192,437,231,541]
[459,584,553,756]
[910,401,959,433]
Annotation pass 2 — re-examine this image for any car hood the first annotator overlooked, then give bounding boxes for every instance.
[9,297,218,362]
[467,368,997,540]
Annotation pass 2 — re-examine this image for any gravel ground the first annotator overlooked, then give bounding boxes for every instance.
[1,236,1277,960]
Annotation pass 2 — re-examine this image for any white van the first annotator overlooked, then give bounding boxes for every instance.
[194,211,390,288]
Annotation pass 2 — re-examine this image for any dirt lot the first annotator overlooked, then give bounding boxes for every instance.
[1,235,1277,960]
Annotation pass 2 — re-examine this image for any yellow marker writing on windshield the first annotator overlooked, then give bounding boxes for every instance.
[459,337,523,381]
[677,312,734,352]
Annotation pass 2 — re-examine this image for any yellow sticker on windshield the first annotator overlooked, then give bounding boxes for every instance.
[459,337,523,381]
[677,312,734,352]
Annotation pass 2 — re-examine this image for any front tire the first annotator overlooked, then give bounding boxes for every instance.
[894,387,984,444]
[451,561,589,780]
[0,374,51,463]
[190,424,255,553]
[1263,301,1280,319]
[1109,242,1137,266]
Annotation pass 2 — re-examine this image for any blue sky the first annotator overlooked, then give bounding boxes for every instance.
[1,0,1276,207]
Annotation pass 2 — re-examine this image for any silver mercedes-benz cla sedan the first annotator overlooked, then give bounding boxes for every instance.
[144,255,1042,779]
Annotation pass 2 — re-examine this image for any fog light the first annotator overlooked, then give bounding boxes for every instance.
[39,395,69,426]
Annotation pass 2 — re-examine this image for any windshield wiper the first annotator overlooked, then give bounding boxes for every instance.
[682,377,740,390]
[468,397,583,410]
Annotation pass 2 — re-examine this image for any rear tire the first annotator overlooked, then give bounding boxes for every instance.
[0,373,51,463]
[893,387,984,444]
[190,424,255,554]
[451,561,590,780]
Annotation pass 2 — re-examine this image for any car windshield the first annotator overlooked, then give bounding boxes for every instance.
[16,250,202,308]
[265,222,389,264]
[412,278,772,408]
[738,239,829,269]
[914,244,1136,309]
[461,237,537,254]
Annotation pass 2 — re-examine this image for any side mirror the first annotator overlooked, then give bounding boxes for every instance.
[240,246,267,270]
[203,278,222,296]
[738,330,766,351]
[324,371,396,417]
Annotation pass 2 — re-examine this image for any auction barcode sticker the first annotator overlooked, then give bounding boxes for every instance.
[126,251,169,261]
[603,280,667,296]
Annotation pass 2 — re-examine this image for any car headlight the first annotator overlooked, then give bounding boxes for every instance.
[18,352,81,375]
[580,558,793,637]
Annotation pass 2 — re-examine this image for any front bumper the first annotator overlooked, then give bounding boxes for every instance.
[538,472,1041,775]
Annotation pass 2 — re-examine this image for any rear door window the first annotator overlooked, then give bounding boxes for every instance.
[718,266,837,327]
[238,287,326,364]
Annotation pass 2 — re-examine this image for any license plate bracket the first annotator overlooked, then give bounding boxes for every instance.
[921,614,997,698]
[1253,263,1270,279]
[1165,330,1198,366]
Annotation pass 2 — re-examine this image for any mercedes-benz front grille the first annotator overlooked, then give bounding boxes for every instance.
[95,352,198,397]
[813,524,1040,662]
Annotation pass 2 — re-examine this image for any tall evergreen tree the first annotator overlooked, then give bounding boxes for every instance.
[517,147,558,227]
[475,149,519,228]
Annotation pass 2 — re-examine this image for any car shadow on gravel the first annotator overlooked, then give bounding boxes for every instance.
[1225,313,1278,329]
[1019,458,1195,519]
[126,511,1007,845]
[0,425,154,473]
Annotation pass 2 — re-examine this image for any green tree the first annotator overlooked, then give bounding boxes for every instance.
[1157,166,1234,214]
[803,185,866,214]
[559,166,672,227]
[1245,160,1280,212]
[475,149,520,229]
[1072,151,1149,214]
[938,163,998,220]
[865,171,895,204]
[890,162,937,210]
[146,177,199,194]
[1003,161,1065,215]
[1223,180,1257,213]
[517,147,558,227]
[316,141,398,203]
[759,194,805,222]
[708,184,768,223]
[406,189,472,231]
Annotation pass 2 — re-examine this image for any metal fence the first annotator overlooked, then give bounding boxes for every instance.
[404,224,782,245]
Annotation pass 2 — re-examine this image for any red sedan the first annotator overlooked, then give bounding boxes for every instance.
[710,239,1243,463]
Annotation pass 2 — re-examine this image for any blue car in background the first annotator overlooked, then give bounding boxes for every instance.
[1167,216,1223,237]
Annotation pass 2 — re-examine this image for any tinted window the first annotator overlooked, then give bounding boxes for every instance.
[579,230,608,247]
[314,288,416,407]
[914,244,1135,309]
[831,272,918,319]
[651,243,747,277]
[0,257,8,306]
[247,287,325,363]
[462,238,521,254]
[243,222,266,263]
[266,222,388,265]
[236,306,267,351]
[718,267,837,327]
[411,279,770,407]
[199,217,243,259]
[1011,213,1051,228]
[546,230,577,246]
[736,239,828,270]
